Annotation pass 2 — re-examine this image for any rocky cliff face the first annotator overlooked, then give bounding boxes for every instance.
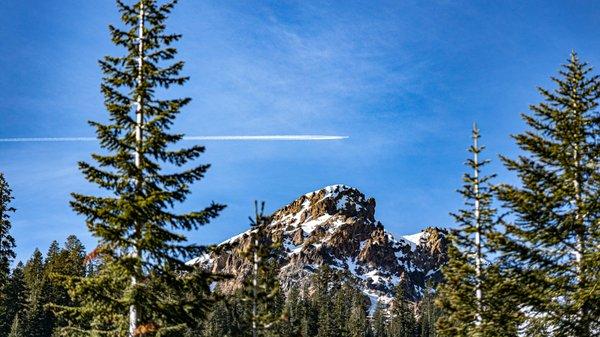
[189,185,448,307]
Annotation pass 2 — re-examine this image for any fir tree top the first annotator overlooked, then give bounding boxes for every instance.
[497,52,600,337]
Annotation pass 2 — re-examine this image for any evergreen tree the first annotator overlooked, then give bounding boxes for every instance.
[56,1,225,336]
[280,286,302,337]
[0,172,15,288]
[417,282,440,337]
[316,309,335,337]
[347,292,369,337]
[312,266,337,337]
[19,249,53,337]
[436,125,518,337]
[300,283,317,337]
[7,313,24,337]
[0,172,16,336]
[46,236,87,334]
[239,201,282,337]
[0,263,27,337]
[331,285,351,337]
[387,281,417,337]
[371,302,387,337]
[199,300,231,337]
[497,52,600,337]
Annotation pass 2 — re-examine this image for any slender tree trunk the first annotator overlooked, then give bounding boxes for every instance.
[253,233,258,337]
[572,143,589,336]
[473,124,483,326]
[130,1,144,336]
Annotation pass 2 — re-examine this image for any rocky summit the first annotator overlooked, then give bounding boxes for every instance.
[189,185,448,308]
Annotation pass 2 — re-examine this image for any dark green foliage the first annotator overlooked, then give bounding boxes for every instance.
[45,236,87,333]
[279,286,302,337]
[347,292,370,337]
[387,281,417,337]
[436,125,518,337]
[371,303,387,337]
[0,172,16,337]
[497,52,600,337]
[1,237,89,337]
[238,202,283,337]
[197,266,379,337]
[0,264,27,337]
[0,173,15,288]
[21,249,53,337]
[196,300,230,337]
[7,313,24,337]
[57,1,224,335]
[417,283,440,337]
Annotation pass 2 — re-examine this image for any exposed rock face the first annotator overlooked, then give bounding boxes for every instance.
[189,185,448,307]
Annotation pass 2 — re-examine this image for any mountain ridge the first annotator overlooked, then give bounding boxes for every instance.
[189,184,448,309]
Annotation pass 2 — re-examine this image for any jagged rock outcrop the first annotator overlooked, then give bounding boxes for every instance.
[188,185,448,308]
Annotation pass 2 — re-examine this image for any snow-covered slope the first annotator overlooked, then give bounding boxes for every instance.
[189,185,448,307]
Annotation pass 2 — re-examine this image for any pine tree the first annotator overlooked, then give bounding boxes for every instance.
[0,263,27,337]
[280,286,302,337]
[497,52,600,337]
[312,266,337,337]
[435,125,519,337]
[387,280,417,337]
[45,236,87,334]
[55,1,225,336]
[18,249,53,337]
[0,172,16,336]
[417,282,440,337]
[331,284,351,337]
[7,313,24,337]
[371,302,387,337]
[199,300,231,337]
[347,292,369,337]
[300,283,317,337]
[239,202,282,337]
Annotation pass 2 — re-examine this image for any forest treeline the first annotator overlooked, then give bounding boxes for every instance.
[0,1,598,336]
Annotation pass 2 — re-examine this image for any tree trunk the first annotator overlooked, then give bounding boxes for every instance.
[130,1,144,336]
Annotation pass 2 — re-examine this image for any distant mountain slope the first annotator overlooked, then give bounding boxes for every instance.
[189,185,448,308]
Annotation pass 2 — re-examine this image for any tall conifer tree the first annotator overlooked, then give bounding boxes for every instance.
[238,202,282,337]
[21,249,52,337]
[387,280,417,337]
[0,172,16,308]
[0,263,26,337]
[497,52,600,337]
[418,282,440,337]
[371,303,387,337]
[347,292,369,337]
[436,125,518,337]
[57,1,225,336]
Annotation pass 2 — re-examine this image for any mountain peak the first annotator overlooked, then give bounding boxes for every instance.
[191,186,447,309]
[273,185,376,227]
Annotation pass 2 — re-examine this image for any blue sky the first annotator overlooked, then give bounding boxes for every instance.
[1,1,599,262]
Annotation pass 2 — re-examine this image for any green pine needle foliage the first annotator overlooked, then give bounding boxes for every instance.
[497,52,600,337]
[0,172,16,337]
[238,201,283,336]
[437,125,519,337]
[54,1,225,336]
[0,172,16,297]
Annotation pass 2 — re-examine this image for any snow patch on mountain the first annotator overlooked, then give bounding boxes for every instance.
[190,185,448,308]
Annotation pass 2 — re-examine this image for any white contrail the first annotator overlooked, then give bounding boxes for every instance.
[0,135,348,142]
